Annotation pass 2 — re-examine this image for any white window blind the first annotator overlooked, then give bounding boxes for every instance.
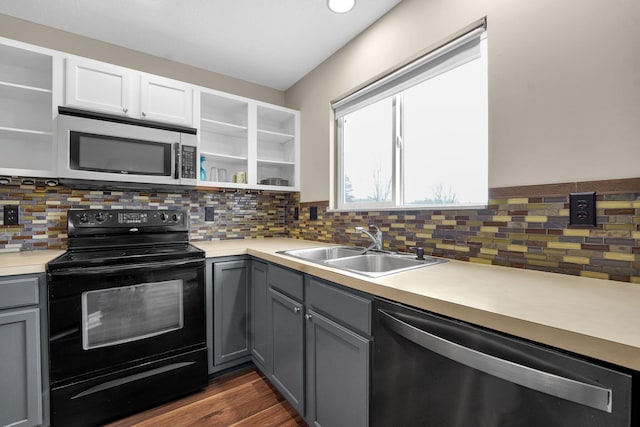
[333,23,486,119]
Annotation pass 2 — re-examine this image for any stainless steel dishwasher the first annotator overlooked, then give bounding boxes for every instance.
[372,298,636,426]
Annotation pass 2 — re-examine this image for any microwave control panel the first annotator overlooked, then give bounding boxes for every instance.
[181,146,196,179]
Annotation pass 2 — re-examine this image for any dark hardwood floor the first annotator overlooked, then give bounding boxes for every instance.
[103,367,307,427]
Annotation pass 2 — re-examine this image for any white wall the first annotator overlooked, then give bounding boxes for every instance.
[285,0,640,202]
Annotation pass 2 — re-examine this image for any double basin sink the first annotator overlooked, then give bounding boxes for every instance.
[278,246,446,278]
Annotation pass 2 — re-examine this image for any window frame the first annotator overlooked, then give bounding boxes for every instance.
[333,21,487,211]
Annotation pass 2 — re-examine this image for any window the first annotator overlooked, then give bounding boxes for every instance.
[334,23,487,209]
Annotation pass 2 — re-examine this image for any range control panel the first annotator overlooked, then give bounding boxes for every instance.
[68,209,187,231]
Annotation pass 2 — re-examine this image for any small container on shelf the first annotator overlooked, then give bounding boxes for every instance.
[200,155,207,181]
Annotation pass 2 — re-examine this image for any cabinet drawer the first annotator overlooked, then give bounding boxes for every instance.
[306,277,372,335]
[0,276,39,310]
[268,264,303,301]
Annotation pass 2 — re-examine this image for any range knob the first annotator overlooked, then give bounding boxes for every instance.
[172,213,180,222]
[160,212,169,222]
[78,213,89,223]
[95,212,105,222]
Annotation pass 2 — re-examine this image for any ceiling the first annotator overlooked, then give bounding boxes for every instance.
[0,0,402,91]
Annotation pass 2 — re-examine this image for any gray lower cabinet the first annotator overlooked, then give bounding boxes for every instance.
[305,310,369,427]
[304,276,371,427]
[206,258,252,374]
[268,287,305,415]
[0,274,47,427]
[250,261,268,371]
[260,262,372,426]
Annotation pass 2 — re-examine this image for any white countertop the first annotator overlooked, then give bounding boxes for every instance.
[2,238,639,371]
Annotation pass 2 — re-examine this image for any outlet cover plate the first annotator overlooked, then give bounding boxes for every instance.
[3,205,19,225]
[569,192,596,227]
[205,206,215,222]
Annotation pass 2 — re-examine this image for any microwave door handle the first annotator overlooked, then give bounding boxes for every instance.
[174,142,180,179]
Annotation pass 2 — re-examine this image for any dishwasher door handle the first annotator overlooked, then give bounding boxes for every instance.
[379,309,613,413]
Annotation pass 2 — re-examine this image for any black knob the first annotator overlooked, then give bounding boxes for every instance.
[172,213,179,222]
[79,214,89,223]
[160,213,169,221]
[95,212,105,222]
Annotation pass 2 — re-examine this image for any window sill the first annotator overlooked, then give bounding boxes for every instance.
[328,203,488,213]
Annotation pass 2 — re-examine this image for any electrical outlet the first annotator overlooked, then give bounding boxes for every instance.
[205,206,215,222]
[293,207,299,221]
[569,192,596,227]
[3,205,19,225]
[310,206,318,221]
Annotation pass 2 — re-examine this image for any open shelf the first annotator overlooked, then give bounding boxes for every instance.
[0,43,52,91]
[257,105,295,135]
[257,129,294,144]
[257,161,295,188]
[200,151,248,184]
[197,93,298,190]
[201,118,248,138]
[0,128,54,173]
[0,42,54,176]
[201,92,248,128]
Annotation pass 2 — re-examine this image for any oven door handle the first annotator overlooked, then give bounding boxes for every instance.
[378,309,613,413]
[49,258,203,277]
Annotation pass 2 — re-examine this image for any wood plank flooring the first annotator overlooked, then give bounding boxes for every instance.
[103,368,307,427]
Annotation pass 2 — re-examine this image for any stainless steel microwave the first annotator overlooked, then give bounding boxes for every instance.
[57,107,197,190]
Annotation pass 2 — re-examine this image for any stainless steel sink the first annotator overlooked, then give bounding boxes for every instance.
[278,246,446,277]
[324,252,445,277]
[278,246,365,261]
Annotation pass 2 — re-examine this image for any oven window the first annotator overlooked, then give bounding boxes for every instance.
[81,280,184,350]
[70,131,172,176]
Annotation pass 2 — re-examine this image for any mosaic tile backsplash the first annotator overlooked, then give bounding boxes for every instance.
[1,179,639,284]
[0,182,297,251]
[290,192,640,284]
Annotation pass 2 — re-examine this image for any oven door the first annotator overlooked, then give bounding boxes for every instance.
[48,257,205,385]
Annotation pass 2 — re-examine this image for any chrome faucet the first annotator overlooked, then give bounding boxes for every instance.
[356,224,383,253]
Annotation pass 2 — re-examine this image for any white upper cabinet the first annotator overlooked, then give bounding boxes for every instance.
[256,105,299,189]
[66,57,132,116]
[65,57,193,126]
[0,37,298,188]
[197,89,299,191]
[140,74,193,126]
[0,39,61,178]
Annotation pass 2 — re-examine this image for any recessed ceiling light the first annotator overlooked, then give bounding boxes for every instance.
[327,0,356,14]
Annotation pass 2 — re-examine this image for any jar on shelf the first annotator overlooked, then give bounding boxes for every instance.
[200,155,207,181]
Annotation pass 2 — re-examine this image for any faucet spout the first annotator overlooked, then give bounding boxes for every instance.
[356,224,384,253]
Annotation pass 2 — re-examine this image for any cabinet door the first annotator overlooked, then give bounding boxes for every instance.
[140,74,193,126]
[0,308,43,427]
[213,260,251,365]
[306,310,369,427]
[66,57,132,115]
[268,288,304,415]
[251,261,268,370]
